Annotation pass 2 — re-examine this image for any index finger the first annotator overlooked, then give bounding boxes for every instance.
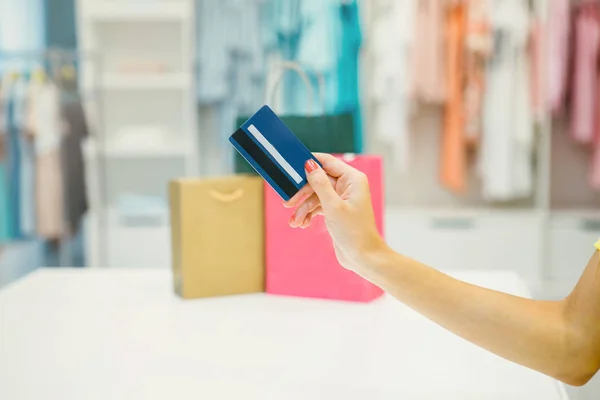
[284,173,337,208]
[284,153,349,208]
[313,153,355,178]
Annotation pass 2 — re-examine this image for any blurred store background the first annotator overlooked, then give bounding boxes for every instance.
[0,0,599,398]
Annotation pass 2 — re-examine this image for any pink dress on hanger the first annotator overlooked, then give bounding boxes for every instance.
[529,21,544,121]
[547,0,571,115]
[410,0,447,104]
[570,3,600,144]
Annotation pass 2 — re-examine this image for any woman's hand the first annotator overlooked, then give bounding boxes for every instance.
[284,153,386,272]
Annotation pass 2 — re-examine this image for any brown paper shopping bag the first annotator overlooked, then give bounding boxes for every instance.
[169,176,265,299]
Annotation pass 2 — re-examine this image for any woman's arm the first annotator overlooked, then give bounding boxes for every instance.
[360,243,600,386]
[290,154,600,387]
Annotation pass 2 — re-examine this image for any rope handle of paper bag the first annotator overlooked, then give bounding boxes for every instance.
[208,188,245,203]
[267,60,326,116]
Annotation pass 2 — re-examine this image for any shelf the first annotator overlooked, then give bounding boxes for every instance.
[85,209,171,269]
[101,73,190,90]
[105,147,190,159]
[385,207,542,220]
[549,211,600,232]
[93,144,190,159]
[550,209,600,219]
[84,2,190,22]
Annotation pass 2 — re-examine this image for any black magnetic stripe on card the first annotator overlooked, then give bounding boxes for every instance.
[232,128,298,199]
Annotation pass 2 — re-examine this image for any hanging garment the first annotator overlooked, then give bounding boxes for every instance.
[227,0,267,114]
[370,0,416,172]
[196,0,233,103]
[411,0,447,104]
[60,100,89,235]
[34,84,64,239]
[590,38,600,190]
[481,0,533,201]
[196,0,265,107]
[528,0,549,121]
[336,0,364,152]
[464,0,492,143]
[17,76,35,237]
[547,0,571,115]
[197,0,266,174]
[262,0,303,114]
[6,81,21,239]
[440,1,468,193]
[293,0,340,115]
[0,92,8,243]
[590,84,600,190]
[0,162,7,242]
[570,3,600,144]
[529,21,543,121]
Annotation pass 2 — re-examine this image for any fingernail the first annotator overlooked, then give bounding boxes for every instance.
[289,212,296,225]
[305,159,319,173]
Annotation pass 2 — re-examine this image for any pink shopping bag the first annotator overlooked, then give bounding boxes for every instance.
[265,154,384,302]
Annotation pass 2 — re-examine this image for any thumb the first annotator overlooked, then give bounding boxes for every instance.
[305,159,340,209]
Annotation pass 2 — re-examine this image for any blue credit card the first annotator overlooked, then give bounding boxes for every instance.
[229,105,320,201]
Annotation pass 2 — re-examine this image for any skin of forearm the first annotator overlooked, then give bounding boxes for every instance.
[359,243,595,386]
[562,251,600,383]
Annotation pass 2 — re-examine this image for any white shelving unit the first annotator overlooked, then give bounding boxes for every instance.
[77,0,198,268]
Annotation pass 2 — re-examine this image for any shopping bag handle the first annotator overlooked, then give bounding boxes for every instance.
[209,188,245,203]
[267,61,325,115]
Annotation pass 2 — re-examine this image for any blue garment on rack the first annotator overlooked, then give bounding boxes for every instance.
[0,163,9,243]
[6,95,22,239]
[196,0,267,166]
[15,79,35,237]
[262,0,302,114]
[196,0,265,106]
[269,0,340,115]
[19,134,35,237]
[336,0,364,152]
[265,0,364,155]
[295,0,340,114]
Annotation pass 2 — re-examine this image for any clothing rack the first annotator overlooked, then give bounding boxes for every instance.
[0,48,101,268]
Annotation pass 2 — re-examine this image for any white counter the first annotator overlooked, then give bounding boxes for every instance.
[0,269,569,399]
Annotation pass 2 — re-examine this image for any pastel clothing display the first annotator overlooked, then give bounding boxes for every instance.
[440,1,468,193]
[34,84,64,239]
[529,21,544,122]
[196,0,265,108]
[0,84,8,243]
[16,78,35,237]
[262,0,363,149]
[410,0,447,105]
[569,3,600,145]
[0,151,8,243]
[480,0,533,201]
[369,0,416,172]
[0,73,89,244]
[5,86,21,239]
[543,0,600,192]
[464,0,492,142]
[546,0,571,115]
